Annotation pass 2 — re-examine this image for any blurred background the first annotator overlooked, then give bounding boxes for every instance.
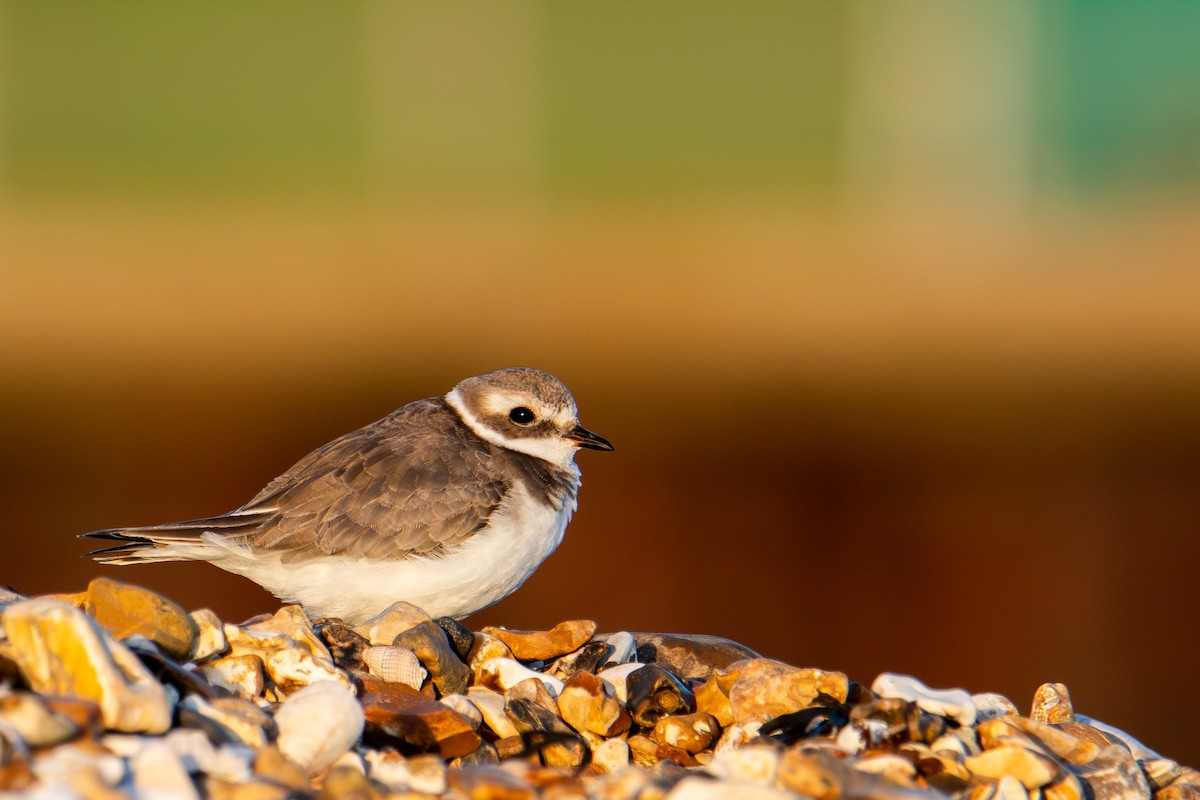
[2,0,1199,762]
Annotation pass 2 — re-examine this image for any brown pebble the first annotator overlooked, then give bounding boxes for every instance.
[626,664,696,729]
[556,671,631,738]
[651,711,719,753]
[482,620,598,662]
[503,697,588,768]
[391,620,469,697]
[84,577,198,661]
[362,686,481,759]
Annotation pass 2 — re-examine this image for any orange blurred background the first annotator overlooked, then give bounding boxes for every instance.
[2,2,1200,761]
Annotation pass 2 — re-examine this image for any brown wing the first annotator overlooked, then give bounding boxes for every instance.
[238,398,508,562]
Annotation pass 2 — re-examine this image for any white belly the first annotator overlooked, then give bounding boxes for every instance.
[205,484,575,623]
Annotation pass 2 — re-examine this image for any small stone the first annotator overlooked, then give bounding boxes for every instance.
[965,746,1059,789]
[973,692,1019,721]
[365,750,447,795]
[179,694,273,748]
[478,657,565,697]
[361,646,426,689]
[991,716,1100,766]
[446,765,537,800]
[434,616,475,661]
[667,775,797,800]
[467,686,520,738]
[391,620,470,696]
[264,647,352,695]
[189,609,228,662]
[1031,682,1074,724]
[253,745,311,792]
[274,681,364,775]
[313,620,371,669]
[776,748,849,800]
[627,664,696,729]
[508,676,560,715]
[1141,758,1183,791]
[1158,786,1200,800]
[872,673,976,727]
[84,577,199,661]
[728,660,847,724]
[1045,772,1089,800]
[2,598,173,734]
[224,624,293,661]
[592,738,631,773]
[549,640,612,680]
[504,695,587,768]
[0,690,80,748]
[628,734,660,767]
[854,753,917,784]
[707,745,781,786]
[631,633,760,682]
[130,738,200,800]
[468,631,516,674]
[601,631,637,665]
[354,601,431,645]
[651,711,719,753]
[362,685,481,758]
[482,620,598,661]
[596,662,644,703]
[440,693,483,731]
[557,671,631,738]
[1077,744,1153,800]
[695,675,734,727]
[197,654,265,699]
[245,606,332,661]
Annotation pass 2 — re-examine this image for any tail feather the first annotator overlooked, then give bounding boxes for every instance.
[80,510,275,565]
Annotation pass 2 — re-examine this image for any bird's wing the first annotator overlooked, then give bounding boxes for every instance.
[240,399,508,562]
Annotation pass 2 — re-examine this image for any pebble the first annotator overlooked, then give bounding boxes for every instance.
[482,619,598,661]
[391,620,470,696]
[729,660,848,723]
[85,577,199,660]
[872,672,976,727]
[2,584,1193,800]
[2,597,173,734]
[352,600,431,645]
[190,608,229,662]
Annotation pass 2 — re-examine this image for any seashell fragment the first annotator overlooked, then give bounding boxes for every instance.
[273,681,364,775]
[362,645,426,689]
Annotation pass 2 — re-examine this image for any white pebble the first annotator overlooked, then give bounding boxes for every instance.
[871,673,977,726]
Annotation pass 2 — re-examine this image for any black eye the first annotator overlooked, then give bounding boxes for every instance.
[509,407,536,425]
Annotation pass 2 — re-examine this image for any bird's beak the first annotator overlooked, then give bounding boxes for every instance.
[569,425,614,451]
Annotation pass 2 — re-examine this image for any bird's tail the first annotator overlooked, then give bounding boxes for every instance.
[80,510,273,565]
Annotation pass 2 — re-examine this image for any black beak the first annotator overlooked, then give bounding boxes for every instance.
[569,425,614,451]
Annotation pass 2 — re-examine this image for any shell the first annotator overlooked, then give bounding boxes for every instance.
[274,680,364,775]
[362,646,426,689]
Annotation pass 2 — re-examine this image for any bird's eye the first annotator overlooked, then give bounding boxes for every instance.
[509,407,536,425]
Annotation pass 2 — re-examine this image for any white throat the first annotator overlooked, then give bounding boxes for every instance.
[445,388,579,470]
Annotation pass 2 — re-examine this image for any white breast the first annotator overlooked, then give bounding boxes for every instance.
[202,482,578,623]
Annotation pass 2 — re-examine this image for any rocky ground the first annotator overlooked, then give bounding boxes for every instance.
[0,579,1193,799]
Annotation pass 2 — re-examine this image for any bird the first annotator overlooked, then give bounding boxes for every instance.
[81,368,613,623]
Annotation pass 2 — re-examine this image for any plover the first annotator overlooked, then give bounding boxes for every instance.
[82,368,612,623]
